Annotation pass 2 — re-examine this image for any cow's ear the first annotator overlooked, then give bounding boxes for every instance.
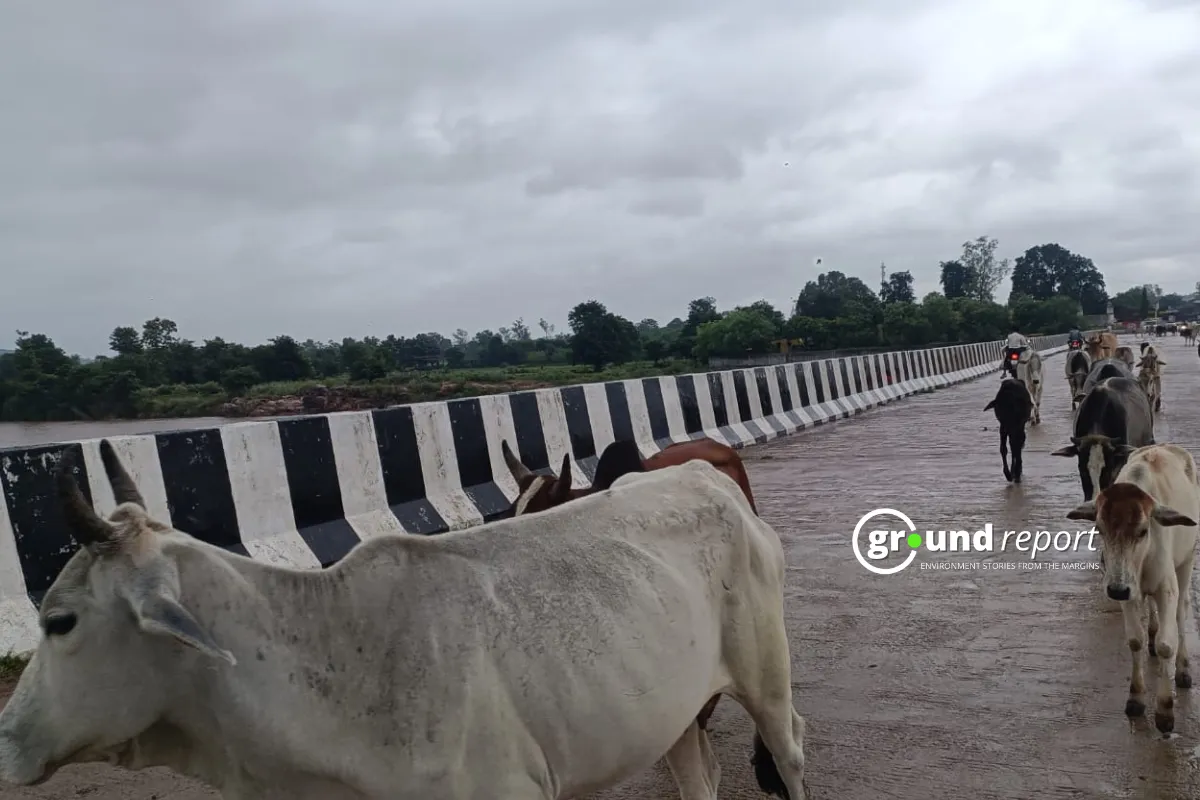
[1066,502,1097,521]
[1152,504,1197,527]
[123,576,236,665]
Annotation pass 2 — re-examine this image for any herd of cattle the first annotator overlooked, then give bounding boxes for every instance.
[986,331,1199,737]
[2,332,1198,798]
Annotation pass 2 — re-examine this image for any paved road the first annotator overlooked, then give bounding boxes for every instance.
[4,336,1200,799]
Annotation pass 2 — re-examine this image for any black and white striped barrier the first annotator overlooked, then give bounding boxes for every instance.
[0,333,1076,654]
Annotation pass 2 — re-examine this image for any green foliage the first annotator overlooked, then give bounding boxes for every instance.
[0,238,1127,422]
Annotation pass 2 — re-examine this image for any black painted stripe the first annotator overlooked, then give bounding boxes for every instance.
[775,366,794,411]
[560,386,597,482]
[446,398,512,522]
[372,407,447,535]
[276,416,360,566]
[605,383,636,445]
[157,429,248,557]
[874,355,886,389]
[858,357,873,391]
[731,371,754,423]
[810,363,826,404]
[707,373,730,427]
[640,378,673,446]
[675,375,704,435]
[839,359,855,397]
[753,368,787,434]
[900,352,912,382]
[508,392,552,475]
[0,443,91,604]
[792,364,810,407]
[824,361,840,400]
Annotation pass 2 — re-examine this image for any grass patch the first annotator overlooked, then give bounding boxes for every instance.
[0,651,29,684]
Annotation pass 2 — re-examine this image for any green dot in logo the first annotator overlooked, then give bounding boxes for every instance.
[906,533,923,549]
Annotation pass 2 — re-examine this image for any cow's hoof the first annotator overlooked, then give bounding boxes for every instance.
[1125,697,1146,717]
[1155,710,1174,734]
[1176,672,1192,689]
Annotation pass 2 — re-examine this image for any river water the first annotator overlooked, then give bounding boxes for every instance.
[0,418,236,449]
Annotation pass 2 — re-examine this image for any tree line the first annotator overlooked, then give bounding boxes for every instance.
[0,237,1175,423]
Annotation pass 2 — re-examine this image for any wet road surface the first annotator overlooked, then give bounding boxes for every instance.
[4,336,1200,799]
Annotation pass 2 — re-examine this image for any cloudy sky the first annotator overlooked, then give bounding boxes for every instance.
[4,0,1200,355]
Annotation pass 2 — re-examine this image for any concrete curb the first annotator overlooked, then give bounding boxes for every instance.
[0,332,1081,655]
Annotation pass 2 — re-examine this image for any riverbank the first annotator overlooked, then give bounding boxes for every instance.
[5,360,698,424]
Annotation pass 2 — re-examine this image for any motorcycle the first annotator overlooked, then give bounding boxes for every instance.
[1067,338,1083,352]
[1002,348,1020,379]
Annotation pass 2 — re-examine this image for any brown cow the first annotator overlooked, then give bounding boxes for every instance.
[500,436,759,732]
[1085,331,1118,361]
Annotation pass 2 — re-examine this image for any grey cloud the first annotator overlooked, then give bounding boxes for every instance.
[3,0,1200,355]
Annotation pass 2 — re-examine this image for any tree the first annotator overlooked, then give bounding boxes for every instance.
[939,261,972,299]
[959,236,1010,302]
[567,300,639,371]
[880,271,915,305]
[1140,286,1151,319]
[509,318,532,341]
[672,297,723,358]
[738,300,786,334]
[794,271,879,319]
[140,317,179,351]
[694,308,778,359]
[108,327,144,356]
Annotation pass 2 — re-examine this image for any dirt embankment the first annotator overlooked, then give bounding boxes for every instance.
[219,380,559,418]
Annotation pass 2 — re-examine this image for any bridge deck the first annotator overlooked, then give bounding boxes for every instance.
[4,336,1199,799]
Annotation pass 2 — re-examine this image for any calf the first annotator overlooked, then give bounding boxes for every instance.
[1064,350,1091,411]
[1135,347,1165,414]
[1052,377,1155,500]
[1113,345,1135,369]
[502,436,758,517]
[1085,331,1118,361]
[984,379,1033,483]
[1065,444,1199,734]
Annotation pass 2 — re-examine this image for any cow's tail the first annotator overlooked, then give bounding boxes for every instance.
[751,730,790,798]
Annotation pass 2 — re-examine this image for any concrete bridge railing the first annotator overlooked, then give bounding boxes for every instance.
[0,333,1082,655]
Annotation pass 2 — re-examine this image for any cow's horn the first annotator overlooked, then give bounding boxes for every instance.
[56,448,115,545]
[501,440,534,483]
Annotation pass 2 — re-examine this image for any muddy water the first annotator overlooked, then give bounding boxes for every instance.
[0,418,235,450]
[4,338,1200,799]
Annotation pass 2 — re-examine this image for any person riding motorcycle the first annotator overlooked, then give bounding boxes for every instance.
[1067,327,1083,350]
[1002,328,1030,376]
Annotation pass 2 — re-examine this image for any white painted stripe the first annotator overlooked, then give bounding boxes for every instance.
[719,371,758,444]
[657,376,692,444]
[411,402,486,530]
[533,389,586,489]
[326,410,404,541]
[478,394,521,502]
[621,379,660,455]
[221,421,320,569]
[692,373,730,444]
[763,367,796,433]
[80,435,172,524]
[0,486,39,656]
[583,382,617,457]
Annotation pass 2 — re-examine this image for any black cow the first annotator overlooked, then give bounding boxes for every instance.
[985,378,1033,483]
[1074,357,1135,405]
[1052,377,1155,500]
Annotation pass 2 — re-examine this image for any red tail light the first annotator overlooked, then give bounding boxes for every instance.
[1009,352,1019,360]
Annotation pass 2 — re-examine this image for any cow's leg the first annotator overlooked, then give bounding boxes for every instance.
[728,613,807,799]
[1010,432,1024,484]
[1175,558,1194,690]
[664,719,720,799]
[999,429,1012,482]
[1152,584,1182,733]
[1122,595,1148,718]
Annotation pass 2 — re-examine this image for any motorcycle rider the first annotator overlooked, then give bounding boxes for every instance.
[1002,327,1030,376]
[1067,326,1083,348]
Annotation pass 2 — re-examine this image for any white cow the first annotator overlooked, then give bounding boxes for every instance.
[1065,443,1199,734]
[0,440,809,800]
[1015,348,1044,425]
